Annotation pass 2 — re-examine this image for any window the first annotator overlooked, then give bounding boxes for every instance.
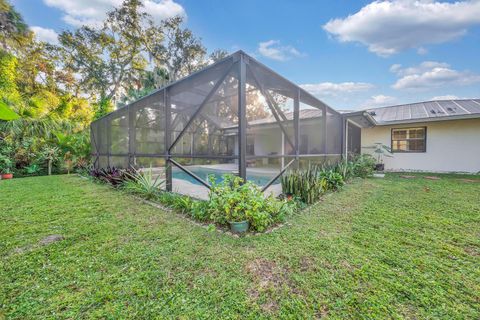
[391,127,426,153]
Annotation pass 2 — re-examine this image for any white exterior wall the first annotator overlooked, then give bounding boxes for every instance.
[361,118,480,173]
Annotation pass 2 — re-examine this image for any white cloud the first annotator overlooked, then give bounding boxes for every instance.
[430,95,460,100]
[44,0,185,27]
[300,81,374,96]
[323,0,480,56]
[362,94,397,107]
[258,40,304,61]
[391,61,480,90]
[30,26,59,44]
[417,47,428,55]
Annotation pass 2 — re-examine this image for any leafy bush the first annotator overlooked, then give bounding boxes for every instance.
[190,200,210,221]
[281,165,327,204]
[24,163,41,174]
[0,154,13,174]
[156,191,208,220]
[319,170,345,191]
[332,159,355,181]
[352,154,376,178]
[122,167,165,200]
[204,175,293,232]
[90,166,134,187]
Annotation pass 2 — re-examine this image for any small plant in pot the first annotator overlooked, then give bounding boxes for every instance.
[365,143,392,172]
[0,155,14,179]
[228,209,249,234]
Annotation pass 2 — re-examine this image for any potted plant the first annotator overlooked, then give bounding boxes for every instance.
[227,201,250,233]
[366,143,392,172]
[0,155,14,179]
[229,213,250,234]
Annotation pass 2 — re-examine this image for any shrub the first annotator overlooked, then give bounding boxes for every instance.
[190,200,209,221]
[90,166,134,186]
[281,165,327,204]
[319,170,345,191]
[0,154,13,174]
[333,159,355,181]
[352,154,376,178]
[205,174,293,232]
[24,163,41,175]
[122,167,165,200]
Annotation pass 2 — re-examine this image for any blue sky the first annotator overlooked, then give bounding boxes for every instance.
[12,0,480,110]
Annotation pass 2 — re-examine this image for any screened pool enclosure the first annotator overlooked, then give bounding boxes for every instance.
[90,51,348,199]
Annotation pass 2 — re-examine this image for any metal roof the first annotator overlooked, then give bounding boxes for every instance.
[364,99,480,125]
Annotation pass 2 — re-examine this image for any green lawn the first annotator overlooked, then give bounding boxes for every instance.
[1,174,479,319]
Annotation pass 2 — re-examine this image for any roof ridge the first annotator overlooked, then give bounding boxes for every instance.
[363,98,480,111]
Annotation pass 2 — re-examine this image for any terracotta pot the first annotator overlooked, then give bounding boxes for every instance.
[1,173,13,179]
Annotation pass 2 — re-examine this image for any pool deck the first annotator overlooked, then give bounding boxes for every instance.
[146,164,282,200]
[172,178,282,200]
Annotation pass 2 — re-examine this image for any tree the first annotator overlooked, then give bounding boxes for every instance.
[0,0,30,51]
[57,0,153,104]
[150,16,207,82]
[209,49,229,63]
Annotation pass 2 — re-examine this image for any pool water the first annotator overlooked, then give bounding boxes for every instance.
[172,167,278,187]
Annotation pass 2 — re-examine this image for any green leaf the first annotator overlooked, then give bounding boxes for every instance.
[0,101,20,121]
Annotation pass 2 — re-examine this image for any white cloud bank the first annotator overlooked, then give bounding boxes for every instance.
[44,0,185,27]
[362,94,397,108]
[391,61,480,90]
[30,26,59,44]
[300,82,374,96]
[258,40,304,61]
[323,0,480,56]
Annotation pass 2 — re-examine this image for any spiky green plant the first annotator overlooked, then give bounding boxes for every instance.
[122,167,165,200]
[281,165,327,204]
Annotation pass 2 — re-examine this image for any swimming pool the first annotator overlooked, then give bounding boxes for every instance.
[172,167,278,187]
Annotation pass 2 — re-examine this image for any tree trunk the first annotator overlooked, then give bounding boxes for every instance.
[48,160,52,176]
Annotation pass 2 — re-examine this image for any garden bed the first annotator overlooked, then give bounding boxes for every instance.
[87,155,377,235]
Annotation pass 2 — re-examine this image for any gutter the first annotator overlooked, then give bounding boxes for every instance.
[374,113,480,126]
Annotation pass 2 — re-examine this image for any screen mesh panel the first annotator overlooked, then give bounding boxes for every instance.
[299,100,324,155]
[90,51,346,193]
[171,66,239,157]
[245,65,295,157]
[326,110,342,155]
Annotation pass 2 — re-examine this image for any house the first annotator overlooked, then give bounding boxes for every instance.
[91,51,479,198]
[345,99,480,173]
[229,98,480,173]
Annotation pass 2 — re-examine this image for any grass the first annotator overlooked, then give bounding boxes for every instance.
[1,173,479,319]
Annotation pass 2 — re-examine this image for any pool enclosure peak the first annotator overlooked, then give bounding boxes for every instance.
[90,50,345,198]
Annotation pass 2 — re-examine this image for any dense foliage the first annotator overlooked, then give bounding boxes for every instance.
[281,156,376,204]
[89,168,297,233]
[0,0,226,178]
[201,175,296,231]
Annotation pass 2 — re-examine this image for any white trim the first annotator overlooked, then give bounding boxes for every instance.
[374,113,480,126]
